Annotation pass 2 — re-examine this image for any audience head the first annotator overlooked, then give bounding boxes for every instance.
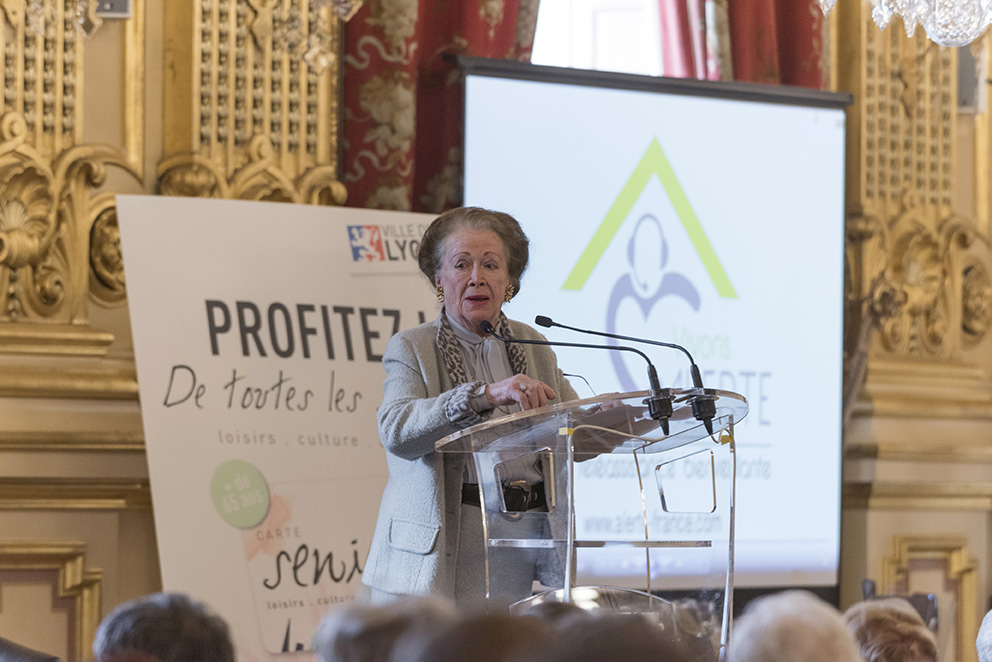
[535,611,689,662]
[844,598,938,662]
[978,609,992,662]
[315,597,456,662]
[92,592,234,662]
[512,599,587,626]
[399,612,553,662]
[727,590,860,662]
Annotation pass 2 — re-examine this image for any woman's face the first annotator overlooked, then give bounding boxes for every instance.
[436,228,510,335]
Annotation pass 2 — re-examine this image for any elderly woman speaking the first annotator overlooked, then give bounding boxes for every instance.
[362,206,578,607]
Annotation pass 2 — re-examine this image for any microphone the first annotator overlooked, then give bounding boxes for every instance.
[535,315,716,435]
[479,320,675,434]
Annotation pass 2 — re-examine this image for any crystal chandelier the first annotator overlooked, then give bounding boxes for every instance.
[819,0,992,47]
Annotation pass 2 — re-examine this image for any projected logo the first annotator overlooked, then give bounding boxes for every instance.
[563,139,737,390]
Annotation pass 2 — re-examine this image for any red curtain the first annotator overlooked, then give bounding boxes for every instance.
[659,0,825,87]
[658,0,723,80]
[726,0,825,87]
[342,0,538,212]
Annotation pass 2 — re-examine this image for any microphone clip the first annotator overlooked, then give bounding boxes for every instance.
[690,390,717,435]
[645,388,674,436]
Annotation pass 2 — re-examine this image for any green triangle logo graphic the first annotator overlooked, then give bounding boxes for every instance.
[562,138,737,298]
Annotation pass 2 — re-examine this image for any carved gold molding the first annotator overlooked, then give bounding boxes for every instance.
[880,535,978,662]
[160,0,347,204]
[0,541,102,661]
[0,429,144,451]
[844,482,992,511]
[0,478,151,509]
[124,0,146,178]
[0,358,137,398]
[846,443,992,464]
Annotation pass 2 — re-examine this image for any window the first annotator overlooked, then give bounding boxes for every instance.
[532,0,663,76]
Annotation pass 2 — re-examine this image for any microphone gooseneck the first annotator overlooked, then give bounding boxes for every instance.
[479,320,674,434]
[535,315,716,435]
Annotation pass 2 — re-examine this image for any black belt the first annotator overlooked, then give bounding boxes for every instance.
[462,480,546,512]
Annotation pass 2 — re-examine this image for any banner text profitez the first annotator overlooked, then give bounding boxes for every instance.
[205,300,428,362]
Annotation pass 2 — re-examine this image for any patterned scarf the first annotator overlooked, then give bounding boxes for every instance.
[436,310,527,386]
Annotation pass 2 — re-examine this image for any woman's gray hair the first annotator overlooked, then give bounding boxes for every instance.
[93,592,234,662]
[417,206,530,297]
[727,590,860,662]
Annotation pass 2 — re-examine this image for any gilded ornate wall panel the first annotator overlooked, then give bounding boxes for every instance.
[834,3,992,639]
[837,8,992,421]
[0,0,142,357]
[160,0,346,204]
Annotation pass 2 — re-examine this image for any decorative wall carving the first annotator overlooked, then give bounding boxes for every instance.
[881,536,978,662]
[839,11,992,423]
[0,541,102,662]
[160,0,347,205]
[88,201,126,307]
[0,0,141,355]
[961,262,992,340]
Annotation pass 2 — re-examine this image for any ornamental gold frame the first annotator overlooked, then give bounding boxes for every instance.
[0,541,102,660]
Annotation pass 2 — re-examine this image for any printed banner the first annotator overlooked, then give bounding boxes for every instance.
[117,196,437,659]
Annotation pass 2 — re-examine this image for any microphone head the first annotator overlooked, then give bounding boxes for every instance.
[479,320,495,335]
[534,315,553,328]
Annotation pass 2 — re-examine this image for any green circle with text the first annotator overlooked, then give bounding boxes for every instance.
[210,459,270,528]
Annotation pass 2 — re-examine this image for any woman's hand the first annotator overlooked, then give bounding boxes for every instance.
[486,375,557,411]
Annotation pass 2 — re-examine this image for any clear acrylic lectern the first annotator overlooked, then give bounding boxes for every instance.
[436,388,747,661]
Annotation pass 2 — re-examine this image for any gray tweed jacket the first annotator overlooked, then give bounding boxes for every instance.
[362,313,578,598]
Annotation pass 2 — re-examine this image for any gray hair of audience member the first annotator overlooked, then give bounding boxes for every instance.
[976,609,992,662]
[534,611,689,662]
[844,598,938,662]
[314,597,457,662]
[727,590,861,662]
[396,612,554,662]
[92,592,234,662]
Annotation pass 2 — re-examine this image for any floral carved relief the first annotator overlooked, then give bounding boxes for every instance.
[880,228,948,355]
[0,109,138,336]
[961,263,992,339]
[89,208,126,306]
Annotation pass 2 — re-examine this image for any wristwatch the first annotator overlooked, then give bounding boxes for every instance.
[469,382,492,413]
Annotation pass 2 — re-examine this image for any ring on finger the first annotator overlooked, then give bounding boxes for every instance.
[521,385,529,393]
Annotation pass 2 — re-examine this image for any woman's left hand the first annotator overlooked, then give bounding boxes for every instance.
[486,375,557,411]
